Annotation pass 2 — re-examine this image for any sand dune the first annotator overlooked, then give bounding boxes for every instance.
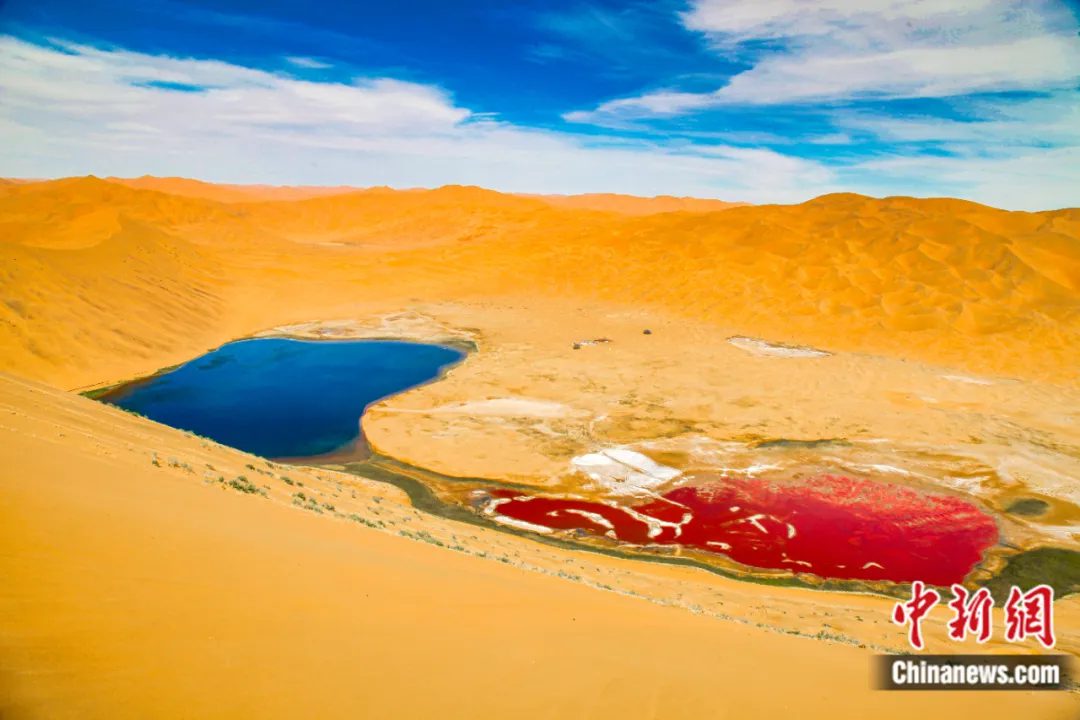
[2,176,1079,717]
[531,191,747,214]
[107,177,748,213]
[107,175,362,203]
[1,176,1076,388]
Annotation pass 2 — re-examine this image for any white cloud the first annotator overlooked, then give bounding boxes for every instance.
[563,90,716,121]
[830,92,1080,208]
[285,56,332,69]
[559,0,1080,208]
[568,0,1080,120]
[681,0,1005,42]
[714,34,1080,104]
[834,92,1080,145]
[0,36,835,203]
[1,34,1074,209]
[849,145,1080,210]
[0,38,468,132]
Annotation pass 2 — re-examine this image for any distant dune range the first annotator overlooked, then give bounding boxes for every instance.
[1,176,1077,390]
[2,176,1080,718]
[106,175,363,202]
[108,176,749,213]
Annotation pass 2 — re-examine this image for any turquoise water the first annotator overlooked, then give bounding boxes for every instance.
[98,338,465,459]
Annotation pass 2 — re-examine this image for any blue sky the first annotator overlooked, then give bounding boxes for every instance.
[1,0,1078,208]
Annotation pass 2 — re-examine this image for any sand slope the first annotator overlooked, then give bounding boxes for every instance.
[2,373,1075,719]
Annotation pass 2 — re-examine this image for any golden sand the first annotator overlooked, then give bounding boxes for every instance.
[2,177,1077,389]
[1,176,1079,717]
[3,374,1076,719]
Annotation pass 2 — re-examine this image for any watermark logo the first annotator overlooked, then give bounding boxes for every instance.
[892,583,1055,650]
[875,654,1070,691]
[891,580,940,650]
[1003,585,1054,648]
[946,585,993,644]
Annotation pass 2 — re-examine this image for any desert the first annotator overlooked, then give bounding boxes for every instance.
[3,0,1080,715]
[2,174,1079,717]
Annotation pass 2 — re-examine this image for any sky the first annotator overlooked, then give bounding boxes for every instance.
[0,0,1078,209]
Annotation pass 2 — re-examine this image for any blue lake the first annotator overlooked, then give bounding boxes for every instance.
[98,338,465,459]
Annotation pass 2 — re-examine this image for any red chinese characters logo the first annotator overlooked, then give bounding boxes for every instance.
[946,584,994,643]
[892,581,940,650]
[892,583,1054,650]
[1004,584,1055,649]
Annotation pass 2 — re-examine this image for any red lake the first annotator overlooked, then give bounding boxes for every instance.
[486,473,998,585]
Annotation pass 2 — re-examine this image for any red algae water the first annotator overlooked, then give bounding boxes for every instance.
[487,474,999,585]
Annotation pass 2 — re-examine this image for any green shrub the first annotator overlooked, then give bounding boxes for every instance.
[227,476,266,496]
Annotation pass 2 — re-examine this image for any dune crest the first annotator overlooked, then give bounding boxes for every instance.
[1,176,1076,387]
[107,175,361,203]
[530,192,747,215]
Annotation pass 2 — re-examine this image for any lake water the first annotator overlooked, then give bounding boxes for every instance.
[98,338,465,459]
